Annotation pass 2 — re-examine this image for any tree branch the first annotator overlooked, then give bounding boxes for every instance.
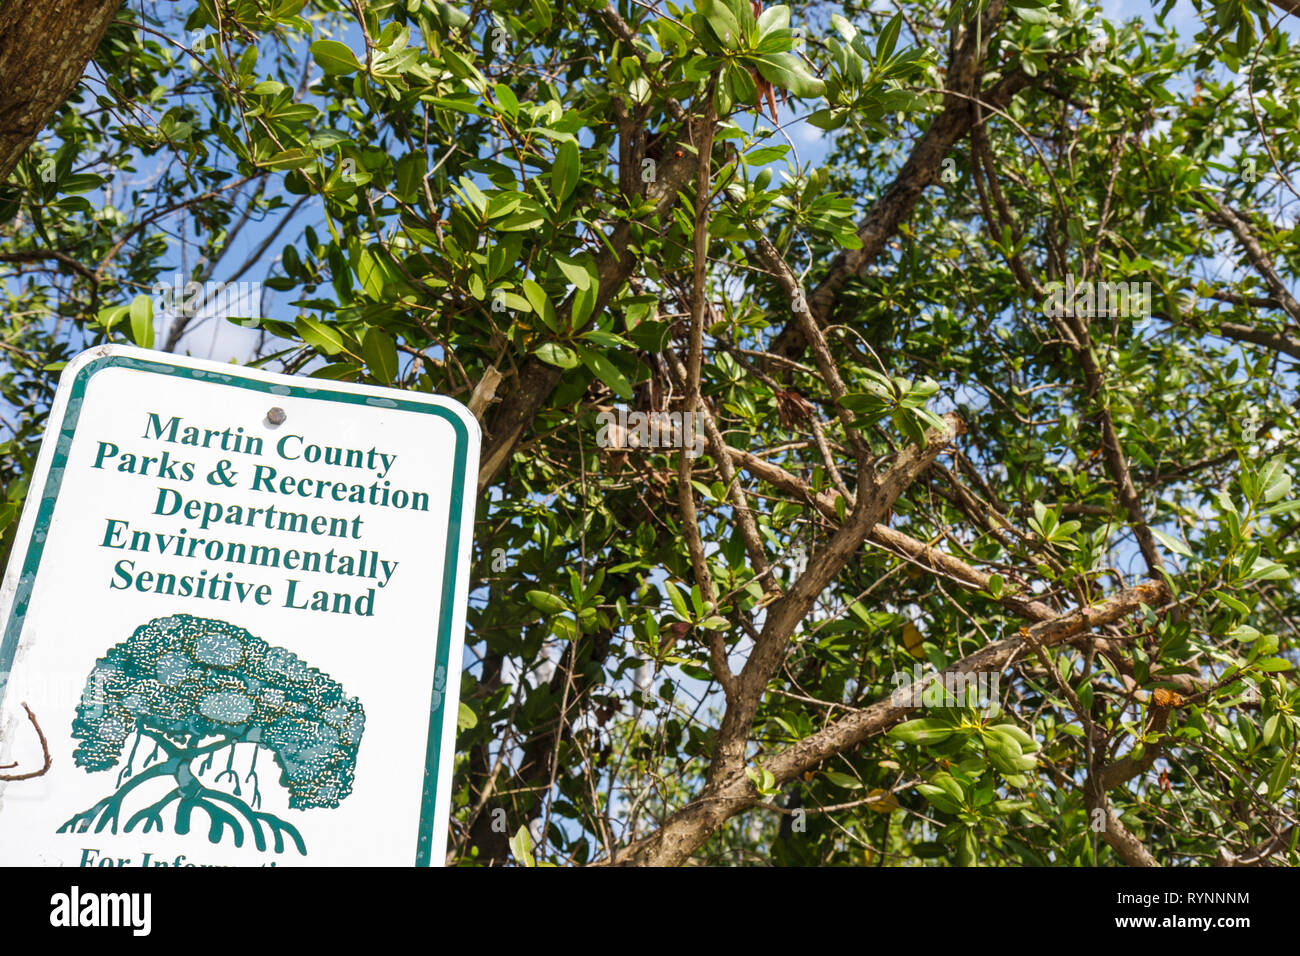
[611,415,966,864]
[609,578,1165,865]
[1207,196,1300,323]
[767,1,1030,361]
[476,124,703,495]
[0,0,126,183]
[0,703,51,781]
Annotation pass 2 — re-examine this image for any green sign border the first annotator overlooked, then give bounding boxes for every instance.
[0,353,469,867]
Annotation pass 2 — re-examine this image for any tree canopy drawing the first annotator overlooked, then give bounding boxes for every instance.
[59,614,365,855]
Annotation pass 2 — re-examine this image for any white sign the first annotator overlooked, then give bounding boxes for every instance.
[0,345,479,866]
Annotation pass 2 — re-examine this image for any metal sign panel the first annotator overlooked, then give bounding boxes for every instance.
[0,346,479,866]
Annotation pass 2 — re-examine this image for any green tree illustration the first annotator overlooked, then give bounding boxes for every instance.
[58,614,365,855]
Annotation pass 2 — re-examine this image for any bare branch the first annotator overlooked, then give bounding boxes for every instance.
[0,703,51,781]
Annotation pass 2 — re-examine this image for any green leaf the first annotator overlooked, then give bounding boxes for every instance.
[726,60,757,106]
[985,732,1037,773]
[361,328,399,383]
[1263,714,1282,747]
[756,4,790,35]
[296,315,344,355]
[743,145,790,166]
[752,52,825,98]
[714,77,734,116]
[357,249,386,298]
[97,304,129,330]
[492,82,519,119]
[888,718,955,745]
[509,825,534,867]
[309,130,350,149]
[991,724,1037,750]
[311,40,363,75]
[557,276,587,324]
[1266,754,1290,800]
[129,294,154,349]
[1245,558,1289,581]
[916,783,961,814]
[264,148,316,171]
[522,279,557,332]
[485,192,524,221]
[59,173,104,195]
[526,590,567,614]
[1012,4,1061,24]
[1212,589,1251,615]
[458,701,478,730]
[536,342,580,369]
[700,0,742,46]
[575,343,633,400]
[430,0,470,28]
[689,584,705,617]
[1262,499,1300,517]
[491,206,543,231]
[876,12,902,61]
[1261,459,1292,503]
[1228,624,1261,643]
[830,12,857,41]
[1150,528,1193,558]
[551,139,580,204]
[664,580,691,620]
[394,153,427,202]
[822,770,863,789]
[957,827,979,866]
[580,329,632,349]
[555,254,593,291]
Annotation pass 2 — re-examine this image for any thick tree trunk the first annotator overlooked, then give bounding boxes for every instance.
[0,0,125,183]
